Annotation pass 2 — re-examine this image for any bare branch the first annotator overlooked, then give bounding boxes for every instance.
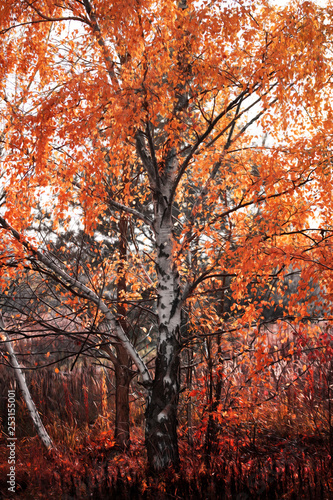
[0,216,151,384]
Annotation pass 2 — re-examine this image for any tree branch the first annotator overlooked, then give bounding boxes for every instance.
[82,0,120,90]
[0,216,151,384]
[108,198,155,232]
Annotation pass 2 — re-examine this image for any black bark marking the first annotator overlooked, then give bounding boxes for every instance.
[170,285,180,318]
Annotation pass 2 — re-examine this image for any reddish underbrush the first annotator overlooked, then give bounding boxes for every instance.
[1,425,332,500]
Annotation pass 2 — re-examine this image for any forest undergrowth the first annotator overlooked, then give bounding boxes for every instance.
[0,421,332,499]
[1,361,332,500]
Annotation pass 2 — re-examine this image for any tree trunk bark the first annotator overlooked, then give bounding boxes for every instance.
[205,286,225,460]
[114,345,131,450]
[145,184,181,472]
[0,316,55,451]
[145,330,180,471]
[186,345,194,447]
[114,214,132,450]
[135,135,182,471]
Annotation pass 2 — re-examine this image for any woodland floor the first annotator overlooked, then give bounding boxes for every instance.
[0,428,332,500]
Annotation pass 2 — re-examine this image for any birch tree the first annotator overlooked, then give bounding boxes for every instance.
[0,314,55,450]
[1,0,333,471]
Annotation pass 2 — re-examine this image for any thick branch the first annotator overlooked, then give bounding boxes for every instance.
[135,131,159,189]
[108,199,155,232]
[82,0,120,90]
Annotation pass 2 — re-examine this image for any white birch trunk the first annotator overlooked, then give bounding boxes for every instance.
[145,150,182,471]
[0,316,55,451]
